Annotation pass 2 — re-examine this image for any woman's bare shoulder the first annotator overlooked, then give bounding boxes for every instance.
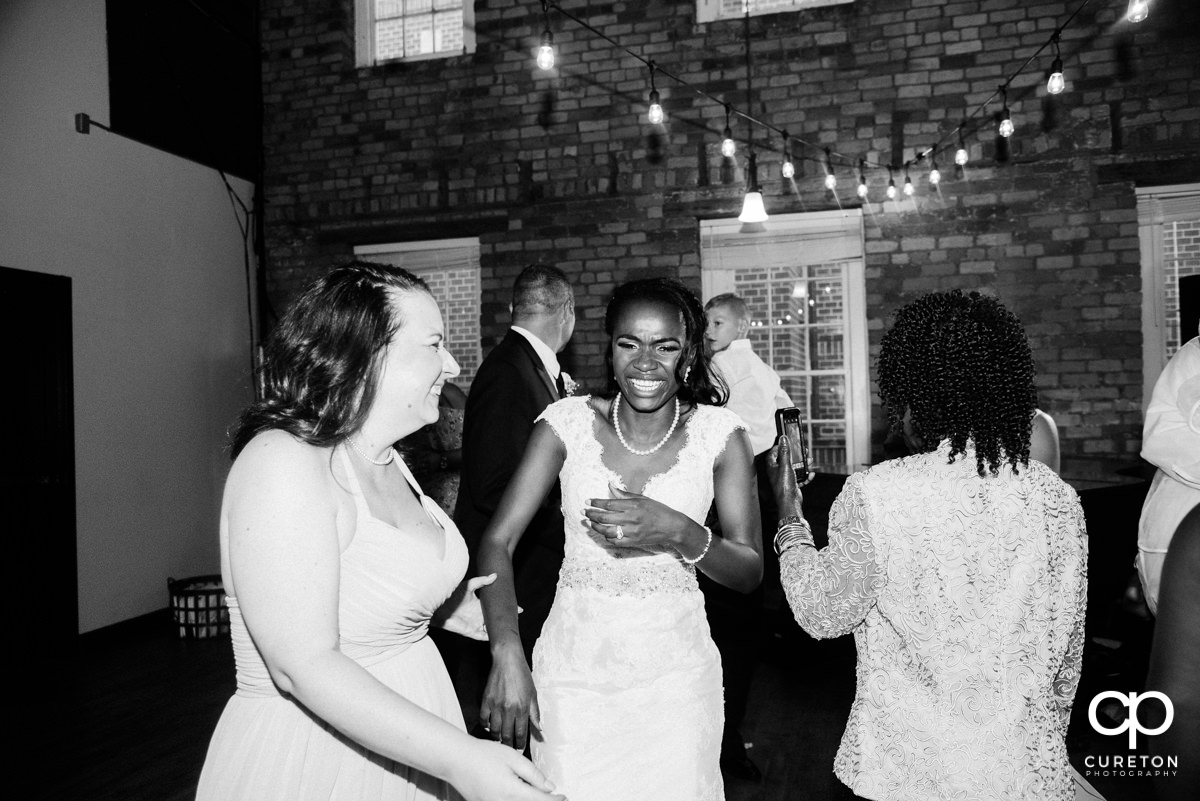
[227,430,339,501]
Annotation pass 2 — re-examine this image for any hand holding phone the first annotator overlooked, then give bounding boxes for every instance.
[774,406,811,478]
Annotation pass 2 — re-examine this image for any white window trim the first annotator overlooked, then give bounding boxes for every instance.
[1137,183,1200,407]
[700,209,870,472]
[697,0,854,25]
[355,1,477,68]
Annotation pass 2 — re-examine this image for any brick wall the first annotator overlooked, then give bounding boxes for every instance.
[259,0,1200,478]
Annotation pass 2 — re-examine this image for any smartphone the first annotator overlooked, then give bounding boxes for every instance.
[774,406,811,478]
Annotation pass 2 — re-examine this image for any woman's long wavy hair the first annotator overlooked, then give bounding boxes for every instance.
[877,290,1036,476]
[230,260,431,458]
[603,278,728,407]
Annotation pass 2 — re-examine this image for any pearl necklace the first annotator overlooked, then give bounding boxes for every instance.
[612,393,680,456]
[347,436,396,466]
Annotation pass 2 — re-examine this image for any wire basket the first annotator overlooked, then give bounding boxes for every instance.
[167,574,229,639]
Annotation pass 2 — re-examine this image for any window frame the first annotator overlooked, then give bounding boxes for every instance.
[700,209,871,473]
[696,0,854,25]
[354,0,477,67]
[1137,183,1200,407]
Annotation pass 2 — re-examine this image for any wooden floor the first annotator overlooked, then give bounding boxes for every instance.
[38,600,1157,801]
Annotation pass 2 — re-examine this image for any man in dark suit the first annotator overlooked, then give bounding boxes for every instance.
[455,264,576,664]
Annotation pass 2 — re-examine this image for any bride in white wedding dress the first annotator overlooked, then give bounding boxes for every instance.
[476,278,763,801]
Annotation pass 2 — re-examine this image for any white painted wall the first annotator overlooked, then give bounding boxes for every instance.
[0,0,256,632]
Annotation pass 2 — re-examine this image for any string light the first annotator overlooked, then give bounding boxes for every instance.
[533,0,1111,207]
[998,85,1015,138]
[1126,0,1150,23]
[903,168,914,196]
[721,105,736,158]
[1047,34,1065,95]
[536,1,555,70]
[781,131,794,179]
[647,62,664,125]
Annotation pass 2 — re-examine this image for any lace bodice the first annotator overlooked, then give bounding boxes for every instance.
[536,396,743,595]
[781,441,1088,800]
[530,396,733,801]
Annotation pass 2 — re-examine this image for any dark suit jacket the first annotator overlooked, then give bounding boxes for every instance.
[454,329,564,658]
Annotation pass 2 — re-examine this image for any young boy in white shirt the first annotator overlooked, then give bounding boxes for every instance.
[702,292,796,782]
[705,293,794,455]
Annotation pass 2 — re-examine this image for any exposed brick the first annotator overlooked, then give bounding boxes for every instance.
[260,0,1200,475]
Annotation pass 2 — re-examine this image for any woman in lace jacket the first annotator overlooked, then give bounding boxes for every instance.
[768,290,1088,801]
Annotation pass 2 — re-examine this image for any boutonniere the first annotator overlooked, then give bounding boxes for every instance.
[560,371,578,396]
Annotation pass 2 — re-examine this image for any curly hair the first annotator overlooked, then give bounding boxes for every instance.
[877,290,1036,476]
[603,278,728,407]
[230,260,432,458]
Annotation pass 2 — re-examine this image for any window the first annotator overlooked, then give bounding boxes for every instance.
[354,238,482,390]
[1137,184,1200,405]
[355,1,476,66]
[701,210,870,473]
[697,0,854,24]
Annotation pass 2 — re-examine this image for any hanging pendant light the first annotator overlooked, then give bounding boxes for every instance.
[1126,0,1150,24]
[739,152,768,224]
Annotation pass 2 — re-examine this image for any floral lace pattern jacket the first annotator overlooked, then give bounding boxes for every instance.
[781,441,1088,801]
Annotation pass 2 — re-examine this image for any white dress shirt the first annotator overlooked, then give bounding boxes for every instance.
[710,339,793,456]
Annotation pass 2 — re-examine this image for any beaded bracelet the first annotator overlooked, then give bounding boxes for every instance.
[681,524,713,565]
[774,515,814,555]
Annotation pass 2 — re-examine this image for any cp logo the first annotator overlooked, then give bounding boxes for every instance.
[1088,691,1174,748]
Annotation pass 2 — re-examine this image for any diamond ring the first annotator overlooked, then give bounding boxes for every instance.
[615,525,625,540]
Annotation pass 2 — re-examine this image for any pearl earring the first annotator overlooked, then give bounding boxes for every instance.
[684,365,692,382]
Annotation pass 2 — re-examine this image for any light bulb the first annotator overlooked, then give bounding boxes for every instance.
[903,175,914,196]
[999,112,1014,138]
[857,178,868,199]
[1126,0,1149,24]
[886,179,897,200]
[721,127,736,158]
[929,166,941,185]
[1047,58,1065,95]
[824,172,837,191]
[782,159,795,179]
[647,90,664,125]
[536,30,555,70]
[955,146,969,166]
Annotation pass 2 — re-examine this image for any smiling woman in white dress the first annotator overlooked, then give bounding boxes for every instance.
[195,261,564,801]
[476,278,763,801]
